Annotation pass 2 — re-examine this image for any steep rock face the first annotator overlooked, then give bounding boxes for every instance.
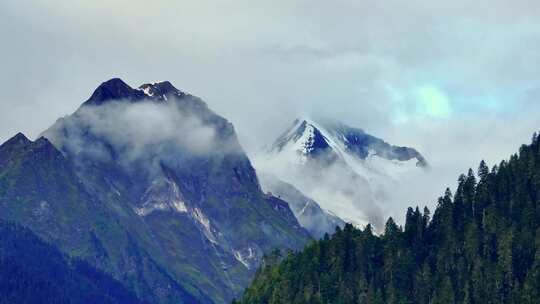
[258,173,345,239]
[0,134,203,303]
[0,79,310,303]
[323,120,427,166]
[0,220,147,304]
[259,118,428,229]
[84,78,148,106]
[238,135,540,304]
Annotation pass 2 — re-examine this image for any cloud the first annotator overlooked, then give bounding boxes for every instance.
[2,0,540,225]
[42,98,237,177]
[253,151,384,229]
[415,86,452,119]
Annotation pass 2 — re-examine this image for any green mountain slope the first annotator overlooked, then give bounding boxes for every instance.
[0,79,310,303]
[237,133,540,304]
[0,220,146,304]
[0,133,207,303]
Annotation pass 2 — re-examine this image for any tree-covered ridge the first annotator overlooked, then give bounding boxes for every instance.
[237,133,540,304]
[0,220,145,304]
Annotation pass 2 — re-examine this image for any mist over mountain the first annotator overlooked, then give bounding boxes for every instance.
[254,118,427,230]
[2,1,540,235]
[238,132,540,304]
[258,173,345,239]
[0,78,311,303]
[1,2,539,304]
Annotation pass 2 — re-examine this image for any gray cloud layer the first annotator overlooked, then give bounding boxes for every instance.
[2,0,540,223]
[43,101,220,168]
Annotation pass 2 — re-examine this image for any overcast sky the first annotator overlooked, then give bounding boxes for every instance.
[2,0,540,211]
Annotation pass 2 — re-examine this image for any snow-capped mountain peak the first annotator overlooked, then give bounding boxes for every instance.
[83,78,187,106]
[271,118,427,168]
[260,118,429,228]
[138,81,185,100]
[271,119,334,162]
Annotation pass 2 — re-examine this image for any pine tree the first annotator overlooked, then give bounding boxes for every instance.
[237,133,540,304]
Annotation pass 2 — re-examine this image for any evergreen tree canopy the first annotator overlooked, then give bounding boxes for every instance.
[0,221,145,304]
[236,133,540,304]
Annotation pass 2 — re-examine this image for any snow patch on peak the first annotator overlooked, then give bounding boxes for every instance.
[192,207,218,244]
[233,246,259,269]
[260,118,428,229]
[150,80,167,85]
[171,200,187,213]
[270,118,335,165]
[294,123,317,160]
[134,202,168,216]
[134,178,188,216]
[134,178,219,244]
[298,201,312,216]
[140,86,154,97]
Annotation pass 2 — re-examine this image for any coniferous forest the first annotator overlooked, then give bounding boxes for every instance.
[2,2,539,303]
[0,221,145,304]
[236,133,540,304]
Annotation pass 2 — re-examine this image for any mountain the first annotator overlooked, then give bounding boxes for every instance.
[237,133,540,304]
[271,119,426,167]
[0,78,310,303]
[0,132,205,303]
[0,220,145,304]
[258,173,345,239]
[258,118,427,229]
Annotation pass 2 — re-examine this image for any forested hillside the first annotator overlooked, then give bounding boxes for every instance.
[237,133,540,304]
[0,221,145,304]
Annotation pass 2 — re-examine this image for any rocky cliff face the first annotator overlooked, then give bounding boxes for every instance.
[258,173,345,239]
[0,78,310,303]
[258,118,428,229]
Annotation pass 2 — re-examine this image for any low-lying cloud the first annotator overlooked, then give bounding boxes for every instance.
[254,151,384,229]
[42,99,233,176]
[2,0,540,227]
